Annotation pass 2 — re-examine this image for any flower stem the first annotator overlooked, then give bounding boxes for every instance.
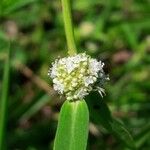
[61,0,77,55]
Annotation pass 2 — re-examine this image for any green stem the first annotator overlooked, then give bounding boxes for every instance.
[61,0,77,55]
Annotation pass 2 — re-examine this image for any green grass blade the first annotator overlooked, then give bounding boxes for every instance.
[87,93,136,149]
[110,118,136,149]
[0,45,10,150]
[20,94,50,121]
[121,24,138,51]
[54,100,89,150]
[134,123,150,148]
[2,0,37,15]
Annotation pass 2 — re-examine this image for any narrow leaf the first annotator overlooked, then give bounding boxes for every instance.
[0,45,10,150]
[110,118,136,149]
[2,0,37,15]
[20,94,50,121]
[134,123,150,148]
[54,100,89,150]
[87,92,135,149]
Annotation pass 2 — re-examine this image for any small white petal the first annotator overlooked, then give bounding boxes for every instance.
[75,88,88,99]
[84,76,96,86]
[89,59,104,75]
[53,80,64,94]
[50,63,58,78]
[65,62,75,73]
[64,58,77,73]
[97,87,105,97]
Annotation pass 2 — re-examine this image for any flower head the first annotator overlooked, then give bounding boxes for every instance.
[48,53,109,100]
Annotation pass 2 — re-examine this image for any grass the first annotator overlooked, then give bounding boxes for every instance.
[0,44,10,150]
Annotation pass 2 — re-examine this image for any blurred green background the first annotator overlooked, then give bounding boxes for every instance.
[0,0,150,149]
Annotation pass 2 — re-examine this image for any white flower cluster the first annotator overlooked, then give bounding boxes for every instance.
[48,53,108,100]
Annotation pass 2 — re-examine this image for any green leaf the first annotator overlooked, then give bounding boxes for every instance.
[134,123,150,148]
[1,0,37,16]
[20,94,50,121]
[87,92,136,149]
[54,100,89,150]
[0,43,10,150]
[110,118,135,149]
[121,24,138,51]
